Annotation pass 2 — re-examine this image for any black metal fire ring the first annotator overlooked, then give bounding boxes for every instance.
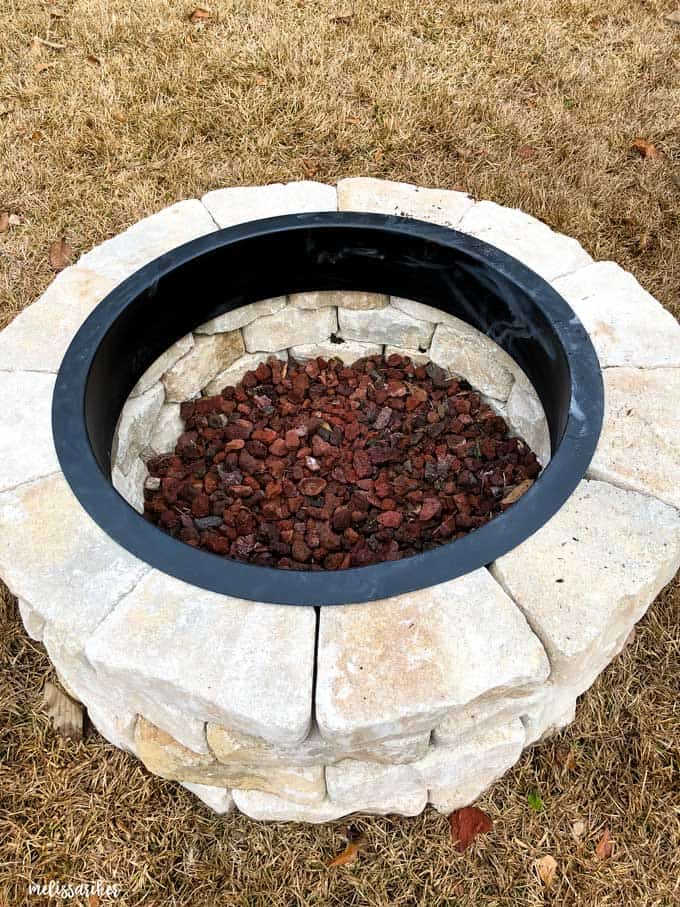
[52,212,603,606]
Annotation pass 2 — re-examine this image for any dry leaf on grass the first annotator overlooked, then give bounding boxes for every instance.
[595,828,613,860]
[501,478,534,507]
[516,144,536,159]
[632,138,664,160]
[0,212,8,233]
[49,238,72,271]
[535,854,558,889]
[556,745,577,771]
[189,7,212,22]
[328,838,364,867]
[43,681,84,740]
[86,54,101,65]
[448,806,493,852]
[88,895,101,907]
[572,819,587,839]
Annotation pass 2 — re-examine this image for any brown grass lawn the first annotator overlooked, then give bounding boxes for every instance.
[0,1,679,904]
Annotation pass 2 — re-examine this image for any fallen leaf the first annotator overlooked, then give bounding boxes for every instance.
[43,681,83,740]
[189,7,212,22]
[49,238,73,271]
[535,854,558,889]
[664,10,680,25]
[632,138,664,160]
[527,791,544,813]
[556,744,577,771]
[516,144,536,159]
[448,806,493,851]
[328,839,363,867]
[331,14,354,24]
[572,819,587,839]
[86,54,101,65]
[88,895,101,907]
[595,828,613,860]
[501,478,534,507]
[0,212,8,233]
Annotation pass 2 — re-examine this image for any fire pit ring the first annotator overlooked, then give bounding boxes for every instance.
[52,212,603,605]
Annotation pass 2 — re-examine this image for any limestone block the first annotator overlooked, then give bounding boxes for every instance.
[162,331,244,402]
[203,351,288,396]
[181,782,234,814]
[0,372,59,492]
[553,261,680,368]
[87,701,138,754]
[458,201,592,281]
[85,570,316,746]
[18,598,45,642]
[149,403,184,456]
[505,373,551,465]
[429,322,516,402]
[202,181,337,228]
[337,306,434,350]
[316,569,549,747]
[492,480,680,690]
[112,383,165,475]
[195,298,286,334]
[588,368,680,510]
[206,723,430,769]
[337,177,473,227]
[233,788,427,822]
[111,457,146,513]
[79,199,217,283]
[289,291,388,311]
[130,335,193,397]
[0,267,116,373]
[326,759,424,806]
[242,306,337,352]
[433,690,542,747]
[520,683,578,745]
[391,296,467,327]
[289,341,382,365]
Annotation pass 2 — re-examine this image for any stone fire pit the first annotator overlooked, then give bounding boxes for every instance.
[1,179,679,821]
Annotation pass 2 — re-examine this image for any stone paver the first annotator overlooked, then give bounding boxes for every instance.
[338,177,474,226]
[289,340,382,364]
[326,759,425,805]
[390,296,467,327]
[233,787,427,822]
[162,331,244,401]
[149,403,185,457]
[458,201,592,281]
[111,458,146,513]
[113,384,164,475]
[588,368,680,510]
[289,291,388,310]
[316,569,549,747]
[337,306,434,350]
[505,373,551,465]
[195,297,286,335]
[202,181,337,227]
[0,267,116,373]
[429,321,516,402]
[181,782,234,814]
[242,305,337,352]
[85,570,316,746]
[492,480,680,690]
[0,372,59,492]
[131,334,193,397]
[553,261,680,369]
[203,350,288,395]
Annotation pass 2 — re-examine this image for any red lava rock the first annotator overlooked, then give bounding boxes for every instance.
[145,354,542,571]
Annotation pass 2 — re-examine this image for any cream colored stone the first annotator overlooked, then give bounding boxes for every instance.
[242,306,337,352]
[162,331,244,401]
[233,788,427,822]
[130,335,194,397]
[195,298,286,334]
[111,458,146,513]
[203,351,288,396]
[553,261,680,368]
[505,373,551,465]
[588,368,680,510]
[289,341,382,365]
[0,267,116,373]
[290,291,388,310]
[18,598,45,642]
[433,690,542,747]
[206,723,430,769]
[85,570,316,746]
[492,480,680,690]
[149,403,184,456]
[113,383,165,475]
[429,322,516,402]
[337,306,434,350]
[0,372,59,492]
[390,296,465,326]
[202,181,337,227]
[458,201,592,281]
[181,782,234,814]
[337,177,473,226]
[316,569,549,747]
[79,199,217,283]
[326,759,425,805]
[87,701,138,754]
[135,717,325,805]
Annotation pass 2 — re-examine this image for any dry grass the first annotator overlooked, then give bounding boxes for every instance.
[0,0,679,904]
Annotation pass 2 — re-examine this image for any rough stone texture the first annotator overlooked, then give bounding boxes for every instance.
[337,306,434,350]
[326,759,425,805]
[233,788,427,823]
[113,383,165,476]
[429,321,516,402]
[505,373,551,465]
[492,480,680,690]
[338,177,474,226]
[458,201,592,281]
[519,682,578,746]
[588,368,680,510]
[289,291,388,311]
[203,350,288,396]
[0,372,59,492]
[79,199,217,283]
[316,569,549,747]
[195,297,286,335]
[135,717,325,805]
[289,340,383,364]
[433,690,541,747]
[181,782,234,814]
[18,598,45,642]
[149,403,185,456]
[202,181,337,227]
[0,266,116,373]
[242,305,337,352]
[111,458,146,513]
[130,335,193,397]
[391,296,466,327]
[206,724,430,769]
[552,261,680,369]
[162,331,244,401]
[85,570,316,746]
